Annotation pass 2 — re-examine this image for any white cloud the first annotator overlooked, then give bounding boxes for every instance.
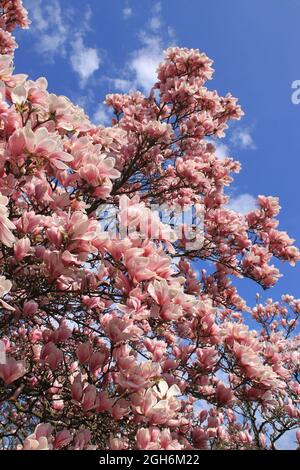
[70,35,101,87]
[84,5,92,25]
[167,26,176,41]
[25,0,51,31]
[148,1,161,31]
[214,142,230,160]
[123,5,132,19]
[206,138,230,160]
[25,0,101,87]
[39,34,67,55]
[25,0,69,55]
[152,2,162,14]
[107,1,174,94]
[231,127,256,150]
[129,36,163,93]
[149,16,161,31]
[127,2,170,94]
[93,104,112,126]
[226,193,257,214]
[109,78,134,92]
[211,140,256,214]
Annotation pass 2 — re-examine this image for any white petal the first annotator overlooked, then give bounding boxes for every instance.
[12,85,28,105]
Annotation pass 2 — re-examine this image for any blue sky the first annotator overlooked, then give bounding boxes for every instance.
[14,0,300,307]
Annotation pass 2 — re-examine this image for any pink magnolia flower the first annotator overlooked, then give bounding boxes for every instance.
[21,435,51,451]
[0,356,27,384]
[0,0,30,32]
[103,315,143,344]
[53,429,72,449]
[136,427,183,450]
[108,435,128,450]
[196,347,218,372]
[0,30,17,54]
[118,195,175,242]
[117,361,161,391]
[23,300,38,316]
[66,211,98,243]
[8,126,73,170]
[257,195,281,217]
[78,153,120,197]
[233,343,284,390]
[40,342,63,370]
[76,342,92,364]
[20,424,53,451]
[0,193,16,247]
[42,320,72,344]
[10,77,48,107]
[216,382,234,406]
[88,351,105,375]
[134,380,181,425]
[71,377,84,403]
[73,429,92,450]
[11,84,28,105]
[144,338,167,361]
[82,384,97,412]
[0,275,12,298]
[123,247,156,283]
[14,237,31,261]
[0,54,13,81]
[148,279,170,305]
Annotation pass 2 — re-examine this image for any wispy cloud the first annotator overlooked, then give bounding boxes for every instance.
[129,2,174,93]
[25,0,68,56]
[70,35,101,87]
[231,127,256,150]
[122,3,132,19]
[227,193,257,214]
[108,78,134,92]
[148,2,161,31]
[210,137,256,214]
[214,142,230,160]
[109,1,175,94]
[25,0,101,86]
[129,34,164,93]
[92,104,112,126]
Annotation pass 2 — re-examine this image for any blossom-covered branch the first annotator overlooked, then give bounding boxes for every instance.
[0,0,299,451]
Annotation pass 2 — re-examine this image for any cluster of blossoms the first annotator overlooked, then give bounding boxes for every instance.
[0,1,300,451]
[0,1,29,54]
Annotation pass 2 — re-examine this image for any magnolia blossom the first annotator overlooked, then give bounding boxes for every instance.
[8,127,74,170]
[0,193,16,247]
[0,356,27,384]
[0,275,12,298]
[136,427,183,450]
[134,380,181,425]
[0,54,13,81]
[19,424,72,450]
[0,275,14,310]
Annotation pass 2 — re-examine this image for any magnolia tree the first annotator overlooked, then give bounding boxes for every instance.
[0,0,300,451]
